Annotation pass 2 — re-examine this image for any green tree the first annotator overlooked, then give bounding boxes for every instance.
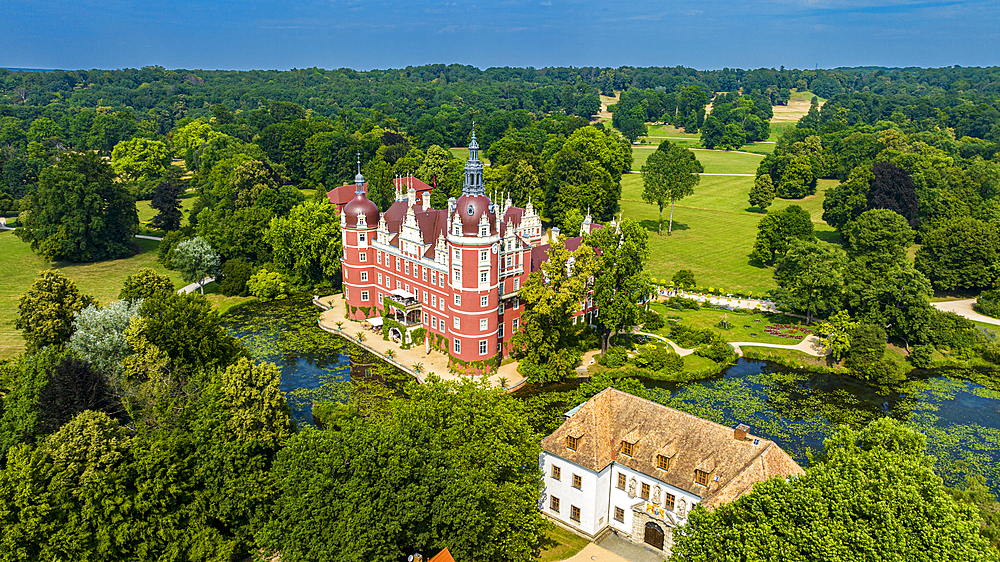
[219,258,253,297]
[748,172,775,211]
[247,268,289,301]
[262,379,543,562]
[68,299,142,383]
[672,269,696,289]
[265,199,343,289]
[589,219,651,352]
[119,267,174,301]
[42,410,131,491]
[672,419,997,562]
[776,154,816,198]
[915,217,1000,291]
[750,205,815,265]
[822,165,873,230]
[843,208,914,265]
[111,137,171,183]
[0,348,63,457]
[419,145,464,208]
[640,140,703,234]
[15,270,98,353]
[510,239,595,384]
[16,151,138,262]
[172,236,220,294]
[774,239,847,323]
[149,176,184,232]
[814,310,857,361]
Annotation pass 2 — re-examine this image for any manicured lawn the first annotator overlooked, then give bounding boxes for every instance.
[618,158,842,294]
[0,232,187,359]
[536,523,589,562]
[630,146,763,174]
[137,193,198,229]
[650,302,810,346]
[199,280,257,315]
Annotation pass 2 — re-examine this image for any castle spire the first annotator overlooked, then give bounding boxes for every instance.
[462,123,485,196]
[354,152,365,195]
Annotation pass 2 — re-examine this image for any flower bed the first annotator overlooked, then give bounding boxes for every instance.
[763,324,812,341]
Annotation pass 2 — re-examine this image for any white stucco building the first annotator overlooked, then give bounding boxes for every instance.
[539,388,804,557]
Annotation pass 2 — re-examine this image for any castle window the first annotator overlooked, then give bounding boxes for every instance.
[480,250,488,262]
[360,272,368,282]
[481,295,488,307]
[572,474,582,489]
[432,295,437,307]
[695,470,709,487]
[657,455,671,471]
[423,312,428,324]
[359,233,365,243]
[513,278,520,290]
[432,317,437,329]
[453,269,461,283]
[453,317,460,329]
[439,299,445,311]
[396,280,401,289]
[376,252,381,264]
[512,318,519,332]
[361,291,369,302]
[480,318,487,331]
[453,338,461,353]
[617,473,626,490]
[640,482,650,500]
[439,275,444,288]
[359,252,366,262]
[566,436,579,450]
[378,294,383,304]
[454,294,461,306]
[551,465,561,480]
[395,258,400,271]
[431,271,437,284]
[405,262,409,274]
[664,493,675,511]
[570,505,580,522]
[506,256,512,267]
[422,269,427,281]
[422,291,427,303]
[479,340,487,355]
[479,225,488,237]
[550,496,560,513]
[499,301,505,314]
[614,507,624,522]
[378,272,382,284]
[454,248,461,261]
[479,271,488,284]
[620,441,634,457]
[499,323,504,338]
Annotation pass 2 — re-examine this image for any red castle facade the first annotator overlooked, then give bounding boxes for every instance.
[340,130,598,372]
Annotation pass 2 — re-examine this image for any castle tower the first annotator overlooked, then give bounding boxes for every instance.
[342,154,380,321]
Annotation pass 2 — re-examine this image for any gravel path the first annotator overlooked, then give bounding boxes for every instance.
[931,299,1000,326]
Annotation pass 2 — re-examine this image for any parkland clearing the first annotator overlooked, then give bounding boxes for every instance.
[0,65,999,562]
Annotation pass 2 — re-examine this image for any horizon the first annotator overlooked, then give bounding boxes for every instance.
[3,0,998,71]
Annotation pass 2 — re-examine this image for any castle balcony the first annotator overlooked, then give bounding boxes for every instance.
[385,289,423,326]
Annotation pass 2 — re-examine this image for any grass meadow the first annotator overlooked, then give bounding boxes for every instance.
[0,232,187,359]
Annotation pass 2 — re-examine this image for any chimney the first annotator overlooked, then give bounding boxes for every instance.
[734,424,750,442]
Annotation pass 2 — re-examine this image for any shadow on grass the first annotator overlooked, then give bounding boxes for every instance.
[640,219,689,232]
[745,206,768,214]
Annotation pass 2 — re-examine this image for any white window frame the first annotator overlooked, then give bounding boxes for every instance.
[361,291,369,301]
[480,318,488,331]
[454,294,461,306]
[359,252,367,262]
[454,338,461,353]
[453,317,460,329]
[360,271,368,281]
[479,339,487,355]
[481,295,488,307]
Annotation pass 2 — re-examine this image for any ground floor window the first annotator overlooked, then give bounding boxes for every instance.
[378,293,384,304]
[454,338,461,353]
[432,317,437,329]
[361,291,369,301]
[550,496,560,513]
[614,507,624,522]
[570,505,580,522]
[479,340,487,355]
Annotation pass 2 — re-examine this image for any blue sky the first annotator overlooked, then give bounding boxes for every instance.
[2,0,998,70]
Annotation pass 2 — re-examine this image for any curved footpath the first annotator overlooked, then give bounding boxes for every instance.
[633,331,826,358]
[0,217,11,230]
[931,299,1000,326]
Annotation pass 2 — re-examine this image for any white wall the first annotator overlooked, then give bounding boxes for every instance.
[539,453,702,539]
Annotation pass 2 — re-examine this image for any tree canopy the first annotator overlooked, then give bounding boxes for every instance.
[641,140,703,234]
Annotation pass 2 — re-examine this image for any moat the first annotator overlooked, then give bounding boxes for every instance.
[224,295,1000,493]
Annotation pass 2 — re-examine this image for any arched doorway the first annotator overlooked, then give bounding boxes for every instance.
[389,327,402,344]
[644,522,664,550]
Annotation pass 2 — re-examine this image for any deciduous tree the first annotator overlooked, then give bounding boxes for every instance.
[111,137,171,183]
[640,140,703,234]
[68,299,143,383]
[16,151,138,262]
[171,236,220,294]
[118,267,174,301]
[748,172,775,211]
[589,219,652,352]
[774,238,847,323]
[265,199,343,289]
[15,270,98,352]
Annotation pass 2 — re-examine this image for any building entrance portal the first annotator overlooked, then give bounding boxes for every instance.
[644,522,664,550]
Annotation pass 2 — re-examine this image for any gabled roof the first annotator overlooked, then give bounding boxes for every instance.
[529,236,586,272]
[541,388,803,507]
[328,183,365,207]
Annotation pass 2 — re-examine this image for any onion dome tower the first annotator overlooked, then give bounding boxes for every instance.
[342,154,379,320]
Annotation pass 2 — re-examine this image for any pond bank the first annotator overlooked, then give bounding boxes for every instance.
[314,293,527,390]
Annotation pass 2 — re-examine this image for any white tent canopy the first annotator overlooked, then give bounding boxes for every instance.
[367,316,384,327]
[390,288,415,299]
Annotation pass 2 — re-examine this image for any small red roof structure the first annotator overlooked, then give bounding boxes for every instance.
[327,176,434,213]
[428,548,455,562]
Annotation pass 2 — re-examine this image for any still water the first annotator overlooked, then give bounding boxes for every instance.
[224,296,1000,492]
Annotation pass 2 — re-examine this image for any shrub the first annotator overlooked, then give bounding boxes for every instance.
[909,344,934,368]
[669,324,716,348]
[642,309,665,331]
[926,311,980,351]
[666,296,700,310]
[672,269,696,289]
[119,268,174,301]
[983,343,1000,365]
[695,340,735,363]
[219,258,253,297]
[632,345,683,372]
[598,347,628,368]
[247,268,289,301]
[848,357,901,383]
[974,290,1000,319]
[847,323,886,364]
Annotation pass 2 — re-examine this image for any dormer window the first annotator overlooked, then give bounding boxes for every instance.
[566,436,579,450]
[657,455,671,471]
[620,441,634,456]
[479,225,488,236]
[695,469,709,486]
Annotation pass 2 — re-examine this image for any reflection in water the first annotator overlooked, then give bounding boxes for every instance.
[223,296,1000,493]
